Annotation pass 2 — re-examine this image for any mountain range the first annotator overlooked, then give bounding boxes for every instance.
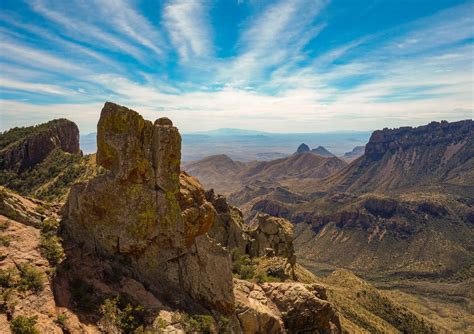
[0,104,473,332]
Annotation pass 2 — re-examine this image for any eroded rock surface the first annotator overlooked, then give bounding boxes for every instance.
[63,102,234,313]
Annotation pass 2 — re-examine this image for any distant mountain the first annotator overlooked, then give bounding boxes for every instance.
[77,130,371,161]
[189,128,269,136]
[80,132,97,154]
[311,146,336,157]
[296,143,310,153]
[183,152,347,195]
[342,145,365,161]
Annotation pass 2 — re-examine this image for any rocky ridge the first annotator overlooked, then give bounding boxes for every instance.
[0,119,80,172]
[61,102,342,332]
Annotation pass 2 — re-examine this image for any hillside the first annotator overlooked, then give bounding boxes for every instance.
[0,120,100,202]
[184,152,347,195]
[322,119,473,195]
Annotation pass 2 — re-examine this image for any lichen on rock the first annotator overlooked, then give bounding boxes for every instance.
[63,102,234,314]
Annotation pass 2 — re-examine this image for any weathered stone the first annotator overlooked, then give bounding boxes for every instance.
[234,279,286,333]
[63,102,234,314]
[261,283,342,333]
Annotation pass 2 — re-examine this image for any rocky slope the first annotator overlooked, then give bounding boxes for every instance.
[0,119,97,202]
[322,119,473,194]
[60,102,344,333]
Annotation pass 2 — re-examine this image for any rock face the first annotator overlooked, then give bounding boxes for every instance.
[296,143,310,154]
[207,191,295,269]
[234,279,342,333]
[0,119,80,171]
[247,213,296,264]
[63,102,234,313]
[365,119,473,161]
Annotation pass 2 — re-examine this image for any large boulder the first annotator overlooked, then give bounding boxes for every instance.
[235,279,342,333]
[63,102,234,314]
[261,283,342,333]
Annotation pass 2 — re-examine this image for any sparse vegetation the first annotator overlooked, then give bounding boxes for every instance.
[230,248,281,282]
[99,295,145,333]
[39,218,65,266]
[171,312,215,333]
[10,315,40,334]
[55,313,68,331]
[17,263,44,293]
[40,234,65,266]
[0,234,12,246]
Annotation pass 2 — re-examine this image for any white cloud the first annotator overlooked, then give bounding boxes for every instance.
[163,0,212,61]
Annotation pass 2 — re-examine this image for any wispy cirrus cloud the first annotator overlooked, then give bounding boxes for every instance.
[163,0,213,62]
[0,0,472,134]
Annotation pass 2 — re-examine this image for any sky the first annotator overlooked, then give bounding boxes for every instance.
[0,0,473,134]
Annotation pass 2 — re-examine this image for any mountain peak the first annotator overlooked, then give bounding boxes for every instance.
[311,146,336,157]
[296,143,310,153]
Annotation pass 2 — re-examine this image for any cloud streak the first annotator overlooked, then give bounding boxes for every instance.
[0,0,472,134]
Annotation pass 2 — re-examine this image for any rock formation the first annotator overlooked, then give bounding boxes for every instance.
[207,191,295,268]
[234,279,341,333]
[63,102,234,313]
[365,119,472,161]
[0,119,80,171]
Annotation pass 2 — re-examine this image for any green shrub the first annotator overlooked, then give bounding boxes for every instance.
[171,312,215,333]
[40,218,59,234]
[0,234,12,246]
[17,263,44,292]
[230,248,256,280]
[40,234,64,265]
[56,313,68,329]
[0,219,10,230]
[10,315,40,334]
[99,296,145,333]
[255,272,281,283]
[0,266,19,288]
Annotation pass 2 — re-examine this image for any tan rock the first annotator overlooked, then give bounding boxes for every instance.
[261,283,342,333]
[234,279,286,334]
[63,102,234,314]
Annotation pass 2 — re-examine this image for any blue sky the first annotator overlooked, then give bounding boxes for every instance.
[0,0,473,134]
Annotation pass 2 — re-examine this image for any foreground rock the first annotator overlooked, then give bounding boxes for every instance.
[63,102,235,314]
[234,279,341,333]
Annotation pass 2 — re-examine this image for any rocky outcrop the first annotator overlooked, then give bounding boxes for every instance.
[207,191,295,269]
[247,213,296,265]
[63,102,234,314]
[0,119,80,171]
[234,279,342,333]
[365,119,473,161]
